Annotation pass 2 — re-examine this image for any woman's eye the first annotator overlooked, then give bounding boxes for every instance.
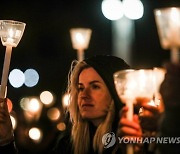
[78,87,84,92]
[92,84,100,89]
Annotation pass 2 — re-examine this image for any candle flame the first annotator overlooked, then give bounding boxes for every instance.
[147,100,156,107]
[75,33,85,44]
[8,29,14,38]
[170,8,180,23]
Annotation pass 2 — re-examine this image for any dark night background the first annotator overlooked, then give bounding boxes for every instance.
[0,0,180,153]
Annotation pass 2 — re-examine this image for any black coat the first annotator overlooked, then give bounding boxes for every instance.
[52,122,122,154]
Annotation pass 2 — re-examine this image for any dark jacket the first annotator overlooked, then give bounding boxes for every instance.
[0,140,18,154]
[52,122,122,154]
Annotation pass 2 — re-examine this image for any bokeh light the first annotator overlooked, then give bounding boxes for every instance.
[29,127,42,142]
[24,69,39,87]
[20,97,43,122]
[57,122,66,131]
[62,93,70,108]
[47,107,60,121]
[28,98,41,112]
[20,97,30,111]
[40,91,54,106]
[123,0,144,20]
[9,69,25,88]
[101,0,124,20]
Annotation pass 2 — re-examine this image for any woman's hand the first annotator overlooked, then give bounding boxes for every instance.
[0,98,14,145]
[118,106,142,139]
[117,106,142,153]
[134,97,164,132]
[139,103,162,132]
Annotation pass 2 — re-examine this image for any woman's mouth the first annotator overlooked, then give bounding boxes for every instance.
[81,104,94,109]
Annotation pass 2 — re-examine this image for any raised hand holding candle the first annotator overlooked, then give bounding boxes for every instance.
[114,69,135,154]
[114,68,165,154]
[0,20,26,99]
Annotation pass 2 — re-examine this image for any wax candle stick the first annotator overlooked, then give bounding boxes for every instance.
[126,99,133,121]
[0,46,12,98]
[77,49,84,61]
[126,99,134,154]
[171,47,179,64]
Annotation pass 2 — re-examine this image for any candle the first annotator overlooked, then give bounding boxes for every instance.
[114,68,166,154]
[147,100,156,107]
[154,7,180,63]
[70,28,92,61]
[0,20,26,100]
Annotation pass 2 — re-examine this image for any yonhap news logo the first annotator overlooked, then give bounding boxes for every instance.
[102,132,116,148]
[102,132,180,149]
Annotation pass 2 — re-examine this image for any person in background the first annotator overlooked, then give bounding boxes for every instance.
[157,62,180,154]
[0,55,162,154]
[0,98,17,153]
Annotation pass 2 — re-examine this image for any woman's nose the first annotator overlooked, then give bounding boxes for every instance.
[80,88,90,98]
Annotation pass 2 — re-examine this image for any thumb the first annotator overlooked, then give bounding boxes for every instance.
[133,114,140,124]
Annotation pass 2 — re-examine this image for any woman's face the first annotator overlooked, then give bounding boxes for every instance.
[78,67,112,126]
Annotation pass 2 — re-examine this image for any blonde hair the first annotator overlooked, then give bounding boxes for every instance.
[67,60,115,154]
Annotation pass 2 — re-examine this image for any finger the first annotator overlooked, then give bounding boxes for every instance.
[133,115,140,123]
[120,127,142,137]
[120,117,141,130]
[141,104,159,114]
[0,100,10,121]
[136,97,150,104]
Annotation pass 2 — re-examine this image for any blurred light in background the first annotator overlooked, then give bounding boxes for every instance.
[28,98,41,112]
[101,0,144,20]
[57,122,66,131]
[40,91,54,106]
[24,69,39,87]
[29,127,43,143]
[9,69,25,88]
[123,0,144,20]
[20,97,30,111]
[20,97,43,122]
[70,28,92,51]
[47,107,60,121]
[101,0,124,20]
[62,93,70,108]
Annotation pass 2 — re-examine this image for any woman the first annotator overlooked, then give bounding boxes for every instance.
[53,55,143,154]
